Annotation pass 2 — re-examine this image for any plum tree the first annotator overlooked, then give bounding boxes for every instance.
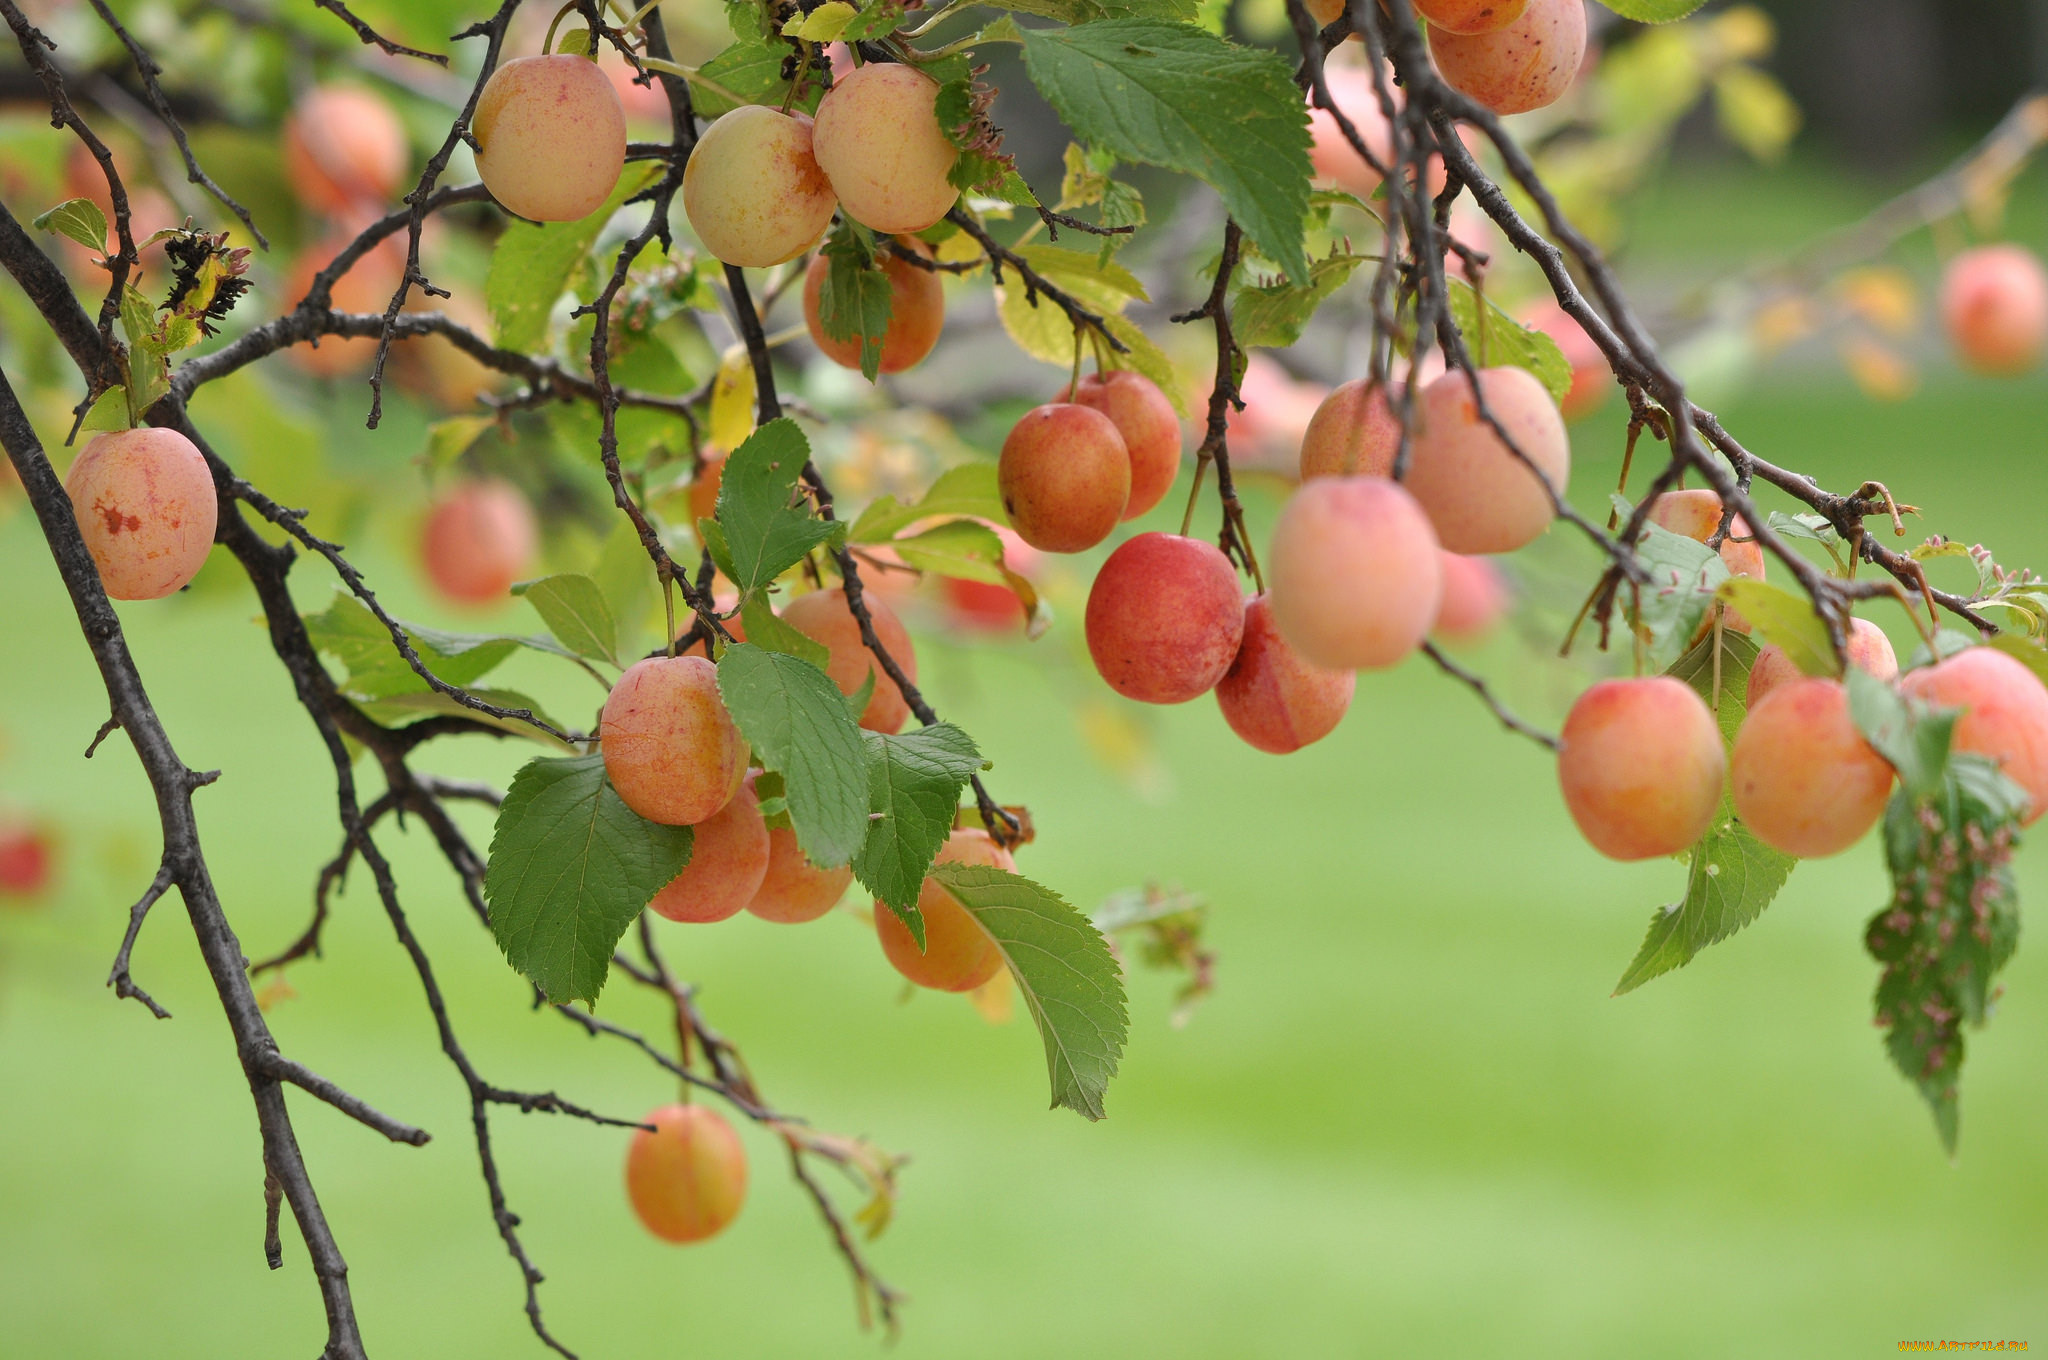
[874,828,1012,991]
[810,64,958,234]
[1427,0,1587,116]
[1557,677,1724,861]
[1067,370,1182,521]
[998,403,1130,553]
[419,479,537,606]
[1940,244,2048,376]
[1085,533,1246,704]
[1730,677,1895,858]
[0,822,52,899]
[1747,618,1897,708]
[282,85,408,215]
[748,821,853,924]
[64,427,217,600]
[1416,0,1529,35]
[1647,489,1766,581]
[1298,378,1399,481]
[1266,475,1442,670]
[1214,594,1356,754]
[1433,551,1509,643]
[1407,366,1570,554]
[1901,646,2048,824]
[624,1104,748,1244]
[780,585,918,733]
[802,239,944,373]
[684,106,838,268]
[599,655,748,826]
[473,54,627,222]
[1516,299,1608,421]
[649,778,770,924]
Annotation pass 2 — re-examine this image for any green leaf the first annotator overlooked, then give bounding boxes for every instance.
[1018,20,1312,283]
[692,37,820,119]
[713,418,844,594]
[1717,578,1839,679]
[484,754,693,1004]
[1867,752,2026,1153]
[817,223,892,382]
[1847,665,1954,801]
[304,593,574,700]
[1712,65,1800,164]
[1231,250,1367,351]
[1626,514,1730,665]
[932,864,1129,1120]
[1600,0,1710,20]
[356,686,574,750]
[513,573,619,667]
[423,415,494,471]
[842,0,908,41]
[78,386,130,433]
[739,593,831,669]
[981,0,1196,24]
[488,162,660,351]
[889,518,1006,582]
[995,243,1148,366]
[854,723,983,928]
[716,643,870,868]
[33,197,107,254]
[850,463,1006,542]
[1447,279,1573,407]
[781,0,857,40]
[1614,628,1795,995]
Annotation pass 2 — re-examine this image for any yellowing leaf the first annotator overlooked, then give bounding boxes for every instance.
[709,345,756,452]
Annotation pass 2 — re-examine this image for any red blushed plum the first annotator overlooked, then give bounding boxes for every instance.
[64,427,217,600]
[1428,0,1587,116]
[283,85,408,215]
[685,105,838,268]
[1940,244,2048,376]
[648,778,769,924]
[998,404,1130,553]
[474,54,627,223]
[747,824,853,924]
[1299,378,1400,481]
[802,239,944,374]
[0,823,53,899]
[600,656,748,826]
[1266,477,1442,671]
[1409,366,1570,554]
[1433,551,1510,643]
[1516,299,1608,421]
[1085,533,1246,704]
[1558,677,1724,860]
[625,1104,747,1244]
[875,829,1012,992]
[1730,678,1895,858]
[1215,595,1356,754]
[1901,647,2048,825]
[811,64,959,234]
[779,586,917,734]
[1647,488,1766,581]
[1067,371,1181,521]
[1418,0,1529,34]
[1747,617,1897,709]
[420,479,537,606]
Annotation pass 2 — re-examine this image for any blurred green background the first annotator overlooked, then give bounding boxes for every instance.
[5,1,2048,1353]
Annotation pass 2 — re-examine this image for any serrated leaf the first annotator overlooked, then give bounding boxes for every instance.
[740,593,831,669]
[1847,665,1953,801]
[1018,20,1312,283]
[851,463,1008,542]
[1626,516,1729,665]
[1667,625,1761,747]
[996,244,1148,366]
[842,0,907,41]
[484,754,693,1003]
[34,197,108,254]
[817,224,892,381]
[716,643,870,868]
[513,573,619,666]
[1448,279,1573,406]
[1601,0,1710,20]
[688,38,820,119]
[855,723,983,925]
[488,163,660,351]
[981,0,1197,27]
[304,593,573,701]
[933,864,1129,1120]
[1232,251,1367,350]
[713,418,843,594]
[1718,578,1839,679]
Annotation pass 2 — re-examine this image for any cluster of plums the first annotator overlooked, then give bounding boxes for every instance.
[1306,0,1589,117]
[1560,626,2048,863]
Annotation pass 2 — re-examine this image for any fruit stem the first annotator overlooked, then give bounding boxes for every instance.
[1067,324,1085,396]
[636,57,747,110]
[1179,453,1209,538]
[541,0,580,55]
[661,569,677,658]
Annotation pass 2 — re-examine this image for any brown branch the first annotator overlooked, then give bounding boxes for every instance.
[312,0,450,65]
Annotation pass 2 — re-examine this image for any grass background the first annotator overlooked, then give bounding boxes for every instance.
[4,160,2048,1356]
